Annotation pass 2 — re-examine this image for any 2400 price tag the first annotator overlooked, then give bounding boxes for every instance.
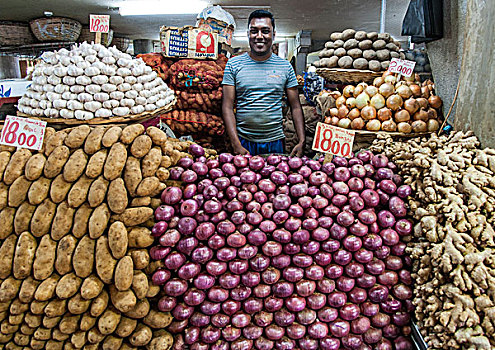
[0,116,47,151]
[312,123,355,158]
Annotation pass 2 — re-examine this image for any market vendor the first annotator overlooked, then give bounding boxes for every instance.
[222,10,306,156]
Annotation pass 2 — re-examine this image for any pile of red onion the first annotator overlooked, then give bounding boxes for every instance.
[151,144,414,350]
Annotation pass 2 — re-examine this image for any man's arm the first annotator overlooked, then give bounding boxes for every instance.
[222,84,249,155]
[286,87,306,157]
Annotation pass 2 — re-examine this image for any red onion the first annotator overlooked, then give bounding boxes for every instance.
[361,302,380,317]
[363,327,382,344]
[264,296,284,312]
[368,285,389,303]
[396,185,412,198]
[329,320,350,337]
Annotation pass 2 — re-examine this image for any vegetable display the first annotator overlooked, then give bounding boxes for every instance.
[371,131,495,349]
[151,146,415,349]
[316,29,404,71]
[0,124,214,349]
[17,43,175,120]
[324,72,442,133]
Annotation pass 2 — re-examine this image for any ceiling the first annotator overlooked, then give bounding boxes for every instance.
[0,0,410,48]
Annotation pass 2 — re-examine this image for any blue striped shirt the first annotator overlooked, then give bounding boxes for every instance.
[222,53,298,143]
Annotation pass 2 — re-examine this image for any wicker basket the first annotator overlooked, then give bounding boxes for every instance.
[29,17,82,42]
[111,35,132,52]
[78,27,114,46]
[316,68,382,84]
[0,21,36,46]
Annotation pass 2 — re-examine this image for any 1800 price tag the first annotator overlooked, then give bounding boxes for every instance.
[90,14,110,33]
[312,123,355,158]
[0,116,47,151]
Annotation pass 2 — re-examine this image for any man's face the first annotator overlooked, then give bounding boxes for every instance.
[248,17,274,56]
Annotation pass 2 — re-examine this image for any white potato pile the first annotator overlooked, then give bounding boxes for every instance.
[18,42,176,120]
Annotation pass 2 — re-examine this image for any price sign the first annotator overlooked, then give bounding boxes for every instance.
[312,123,355,158]
[388,58,416,77]
[89,14,110,33]
[0,116,47,151]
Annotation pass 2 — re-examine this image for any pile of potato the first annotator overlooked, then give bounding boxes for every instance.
[316,29,404,71]
[0,124,205,350]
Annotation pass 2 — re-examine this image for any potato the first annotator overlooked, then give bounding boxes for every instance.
[151,198,161,210]
[136,176,159,197]
[19,277,39,304]
[115,317,137,338]
[381,60,390,70]
[13,232,37,279]
[0,235,17,279]
[147,331,173,350]
[129,324,152,346]
[107,178,128,214]
[96,236,116,284]
[44,145,70,179]
[10,298,29,315]
[104,142,127,180]
[102,126,122,148]
[65,125,91,149]
[144,310,173,329]
[128,227,153,248]
[28,177,51,205]
[44,130,67,156]
[354,30,367,41]
[347,48,363,59]
[67,175,93,208]
[84,126,106,155]
[0,182,6,209]
[160,155,172,168]
[33,235,56,280]
[79,311,96,330]
[45,340,64,350]
[51,201,75,240]
[7,176,30,207]
[367,31,378,40]
[87,327,105,344]
[70,331,86,348]
[141,147,162,178]
[63,149,88,182]
[68,293,91,315]
[353,58,369,70]
[33,326,51,339]
[24,313,42,328]
[338,56,353,68]
[55,272,81,299]
[14,201,36,234]
[115,256,133,291]
[14,333,30,345]
[98,308,121,335]
[44,299,66,317]
[334,48,346,57]
[0,207,14,238]
[30,198,56,237]
[333,39,344,48]
[102,335,123,350]
[3,148,31,185]
[319,57,339,68]
[114,207,153,227]
[386,42,399,51]
[146,126,167,146]
[129,249,150,270]
[130,196,151,208]
[73,235,95,278]
[342,29,356,41]
[372,39,386,50]
[108,221,128,259]
[89,203,110,239]
[343,39,358,50]
[376,49,390,61]
[369,60,382,72]
[129,135,152,159]
[34,275,59,301]
[377,32,391,41]
[110,286,137,313]
[86,149,107,178]
[55,235,77,275]
[90,290,109,317]
[120,124,144,144]
[363,49,377,61]
[131,271,149,300]
[30,339,46,349]
[69,205,91,240]
[0,277,21,303]
[59,314,80,334]
[390,51,400,58]
[43,315,62,328]
[25,154,46,181]
[0,151,11,182]
[358,40,373,50]
[88,175,109,207]
[48,174,71,204]
[80,275,104,300]
[330,32,343,41]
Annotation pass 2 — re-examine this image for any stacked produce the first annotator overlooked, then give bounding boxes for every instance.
[370,131,495,349]
[324,72,442,133]
[404,49,431,73]
[17,42,175,120]
[316,29,404,71]
[150,146,415,349]
[0,124,212,349]
[137,53,175,81]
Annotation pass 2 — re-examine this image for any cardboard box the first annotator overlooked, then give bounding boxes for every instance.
[197,17,234,45]
[160,26,218,60]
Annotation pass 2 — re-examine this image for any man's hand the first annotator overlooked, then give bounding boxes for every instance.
[233,143,250,155]
[290,142,304,157]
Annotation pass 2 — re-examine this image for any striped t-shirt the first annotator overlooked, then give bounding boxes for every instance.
[222,53,298,143]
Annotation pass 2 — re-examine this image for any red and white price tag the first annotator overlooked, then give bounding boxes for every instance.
[89,14,110,33]
[0,116,47,151]
[312,123,355,158]
[388,58,416,77]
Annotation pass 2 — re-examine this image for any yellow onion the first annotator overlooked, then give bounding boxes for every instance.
[355,92,370,109]
[404,98,420,115]
[324,117,332,124]
[397,122,412,133]
[428,95,442,109]
[412,120,427,133]
[405,75,415,82]
[394,109,411,123]
[427,108,438,119]
[410,84,421,97]
[346,97,357,109]
[414,73,421,82]
[384,75,397,84]
[365,85,379,97]
[348,108,361,120]
[330,91,342,99]
[386,94,403,111]
[343,85,355,98]
[329,107,339,117]
[331,117,339,125]
[338,118,352,129]
[421,86,430,98]
[366,119,382,131]
[361,105,377,120]
[353,83,368,97]
[373,77,385,87]
[338,105,349,119]
[377,107,392,121]
[396,85,413,99]
[427,119,440,131]
[416,98,428,109]
[370,94,386,110]
[382,70,394,78]
[413,109,428,121]
[379,83,395,98]
[382,119,397,132]
[351,117,365,130]
[336,96,347,108]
